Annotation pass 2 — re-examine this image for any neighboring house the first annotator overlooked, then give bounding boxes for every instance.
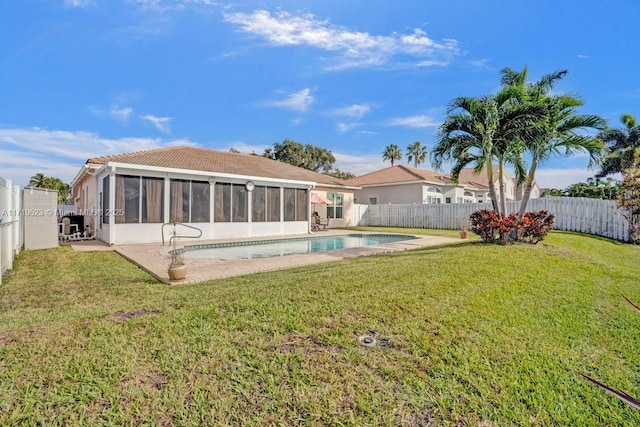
[457,166,518,203]
[347,165,491,205]
[70,146,359,245]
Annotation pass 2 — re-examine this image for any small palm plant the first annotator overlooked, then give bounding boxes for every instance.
[167,222,186,281]
[169,245,184,269]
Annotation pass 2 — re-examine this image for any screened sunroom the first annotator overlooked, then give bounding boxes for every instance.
[72,146,358,245]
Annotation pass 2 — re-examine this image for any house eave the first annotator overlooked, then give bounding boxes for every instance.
[94,161,358,189]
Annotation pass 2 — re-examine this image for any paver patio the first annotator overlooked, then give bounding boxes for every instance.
[73,230,464,284]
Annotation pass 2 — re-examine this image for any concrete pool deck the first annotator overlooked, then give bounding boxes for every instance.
[93,230,465,285]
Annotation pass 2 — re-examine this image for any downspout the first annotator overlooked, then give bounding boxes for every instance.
[308,184,315,234]
[109,165,116,245]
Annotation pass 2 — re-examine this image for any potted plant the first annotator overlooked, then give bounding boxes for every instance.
[459,216,469,239]
[168,223,187,281]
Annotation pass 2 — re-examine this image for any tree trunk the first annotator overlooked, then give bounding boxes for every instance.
[498,162,507,216]
[486,162,500,214]
[518,159,538,218]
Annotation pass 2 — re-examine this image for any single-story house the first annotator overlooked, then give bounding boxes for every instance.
[70,146,359,245]
[348,165,491,205]
[349,165,539,205]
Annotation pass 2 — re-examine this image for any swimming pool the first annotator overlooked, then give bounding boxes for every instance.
[180,233,416,260]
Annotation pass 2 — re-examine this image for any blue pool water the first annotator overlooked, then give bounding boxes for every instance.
[181,233,416,260]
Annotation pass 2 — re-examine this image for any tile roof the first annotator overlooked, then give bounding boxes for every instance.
[348,164,489,188]
[86,146,356,188]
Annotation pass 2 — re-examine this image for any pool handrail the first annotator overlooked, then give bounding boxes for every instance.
[161,222,203,246]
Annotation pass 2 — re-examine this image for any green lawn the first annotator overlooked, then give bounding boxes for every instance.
[2,231,640,425]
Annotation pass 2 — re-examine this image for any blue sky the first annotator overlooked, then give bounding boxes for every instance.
[1,0,639,189]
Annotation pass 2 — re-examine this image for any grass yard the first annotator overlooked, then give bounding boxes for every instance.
[1,230,640,425]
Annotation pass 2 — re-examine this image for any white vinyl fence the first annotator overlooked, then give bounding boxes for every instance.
[353,196,630,242]
[0,178,21,284]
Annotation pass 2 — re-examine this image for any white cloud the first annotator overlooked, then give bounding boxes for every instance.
[333,151,386,177]
[578,54,590,59]
[468,58,489,69]
[332,103,372,119]
[265,88,314,112]
[534,168,595,189]
[337,122,361,133]
[90,105,133,123]
[110,105,133,122]
[224,10,459,70]
[141,114,172,133]
[134,0,216,12]
[387,114,439,128]
[0,127,192,186]
[64,0,93,7]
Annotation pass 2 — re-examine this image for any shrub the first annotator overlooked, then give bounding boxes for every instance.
[518,210,555,244]
[469,209,497,243]
[469,209,518,245]
[469,209,554,245]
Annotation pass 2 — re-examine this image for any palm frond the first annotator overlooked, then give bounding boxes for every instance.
[579,373,640,410]
[534,70,569,93]
[622,295,640,314]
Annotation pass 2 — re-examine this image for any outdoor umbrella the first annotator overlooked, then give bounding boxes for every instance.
[310,192,333,219]
[310,193,332,205]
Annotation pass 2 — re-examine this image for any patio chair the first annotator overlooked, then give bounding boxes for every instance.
[314,215,329,231]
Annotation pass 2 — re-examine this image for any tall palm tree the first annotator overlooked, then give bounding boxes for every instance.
[28,173,71,203]
[432,89,532,215]
[29,172,46,188]
[382,144,402,166]
[596,114,640,178]
[501,67,607,217]
[406,141,428,167]
[518,95,605,217]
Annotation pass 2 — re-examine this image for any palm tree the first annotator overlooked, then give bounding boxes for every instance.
[29,172,46,188]
[432,89,533,215]
[501,67,607,217]
[28,173,71,203]
[382,144,402,166]
[406,141,428,167]
[596,114,640,178]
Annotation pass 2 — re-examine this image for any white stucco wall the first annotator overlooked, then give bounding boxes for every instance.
[354,183,423,205]
[313,186,355,227]
[22,187,59,250]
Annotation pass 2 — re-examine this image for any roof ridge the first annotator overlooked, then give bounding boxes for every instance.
[347,165,396,182]
[84,145,357,188]
[396,164,431,180]
[87,145,188,164]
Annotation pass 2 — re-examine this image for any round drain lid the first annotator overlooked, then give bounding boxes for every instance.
[358,335,377,347]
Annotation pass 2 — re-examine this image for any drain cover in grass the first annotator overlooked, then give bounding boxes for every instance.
[358,335,377,347]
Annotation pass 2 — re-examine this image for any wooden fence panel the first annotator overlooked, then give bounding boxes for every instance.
[353,197,630,242]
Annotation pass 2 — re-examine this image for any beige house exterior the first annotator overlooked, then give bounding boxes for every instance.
[71,146,359,245]
[348,165,491,205]
[457,166,516,203]
[349,165,539,206]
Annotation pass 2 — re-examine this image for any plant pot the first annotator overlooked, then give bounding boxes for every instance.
[168,265,187,281]
[460,230,468,239]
